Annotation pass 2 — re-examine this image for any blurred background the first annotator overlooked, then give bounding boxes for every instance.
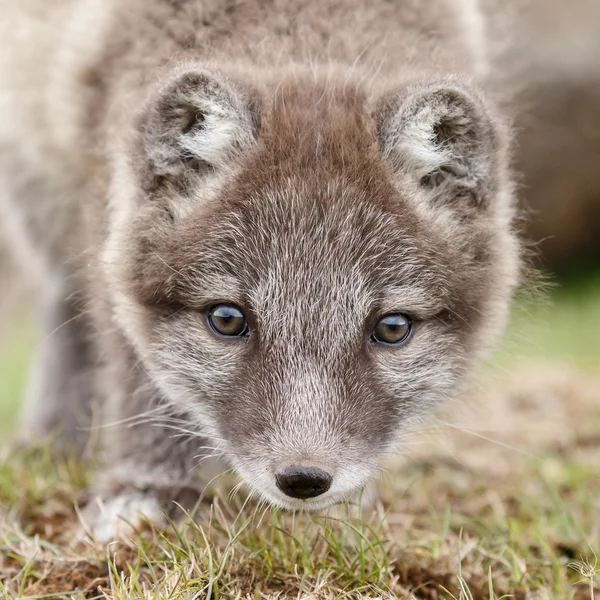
[0,0,599,438]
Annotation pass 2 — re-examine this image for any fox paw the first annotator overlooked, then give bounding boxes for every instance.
[83,491,167,543]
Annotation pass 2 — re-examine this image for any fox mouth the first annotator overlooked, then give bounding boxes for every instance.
[237,470,371,513]
[257,487,353,512]
[226,450,381,514]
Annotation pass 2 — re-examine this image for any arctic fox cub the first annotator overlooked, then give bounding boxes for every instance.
[0,0,519,539]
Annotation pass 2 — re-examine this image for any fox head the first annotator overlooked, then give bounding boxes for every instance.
[104,64,519,509]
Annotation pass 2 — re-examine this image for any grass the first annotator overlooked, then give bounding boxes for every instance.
[1,276,599,598]
[493,272,600,368]
[0,311,35,436]
[1,416,599,599]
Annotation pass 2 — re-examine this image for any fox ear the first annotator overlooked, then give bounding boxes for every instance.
[136,67,261,192]
[376,78,506,211]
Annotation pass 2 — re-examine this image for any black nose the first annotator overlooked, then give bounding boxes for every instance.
[275,466,332,499]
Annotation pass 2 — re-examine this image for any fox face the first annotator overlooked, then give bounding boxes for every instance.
[104,66,519,509]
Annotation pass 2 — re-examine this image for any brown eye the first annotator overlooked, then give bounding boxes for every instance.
[208,304,249,337]
[372,314,412,346]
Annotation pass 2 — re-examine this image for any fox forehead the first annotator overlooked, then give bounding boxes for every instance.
[183,179,450,331]
[176,89,452,311]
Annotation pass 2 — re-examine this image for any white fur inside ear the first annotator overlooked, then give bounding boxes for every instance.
[179,97,255,171]
[388,103,453,180]
[380,80,494,192]
[142,68,259,179]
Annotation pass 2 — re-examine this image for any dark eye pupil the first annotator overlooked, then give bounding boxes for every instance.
[372,314,412,345]
[209,305,248,337]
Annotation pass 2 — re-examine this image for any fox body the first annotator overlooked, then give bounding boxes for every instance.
[0,0,519,539]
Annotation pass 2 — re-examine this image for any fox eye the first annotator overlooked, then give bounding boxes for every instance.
[372,314,412,346]
[208,304,249,337]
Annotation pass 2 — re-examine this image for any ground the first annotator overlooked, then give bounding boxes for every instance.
[0,278,599,599]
